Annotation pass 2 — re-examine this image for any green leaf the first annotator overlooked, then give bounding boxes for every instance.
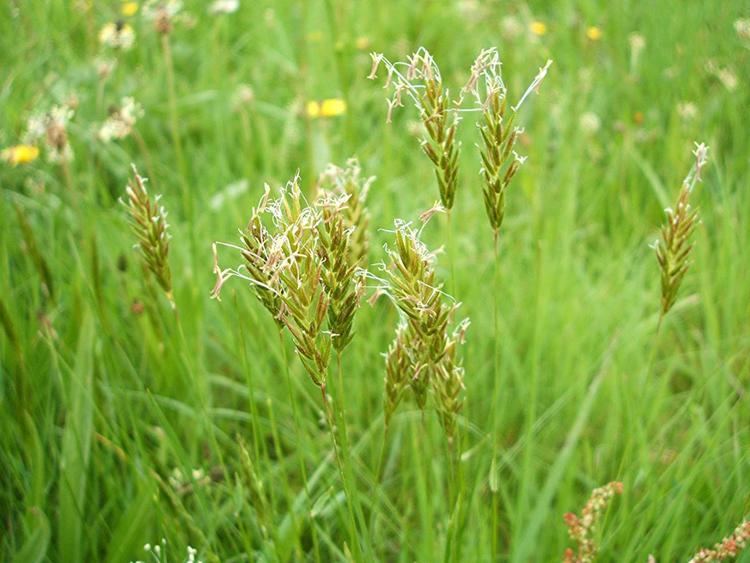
[58,311,96,563]
[15,509,50,563]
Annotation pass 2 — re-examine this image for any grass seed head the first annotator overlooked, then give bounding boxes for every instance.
[317,158,373,268]
[470,48,551,238]
[370,48,462,209]
[213,167,371,389]
[688,520,750,563]
[653,142,708,319]
[381,221,469,441]
[123,165,174,306]
[563,481,624,563]
[316,201,365,353]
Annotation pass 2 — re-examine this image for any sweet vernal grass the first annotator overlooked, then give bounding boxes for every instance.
[653,142,709,327]
[378,220,469,445]
[123,165,174,308]
[212,169,372,557]
[3,3,750,561]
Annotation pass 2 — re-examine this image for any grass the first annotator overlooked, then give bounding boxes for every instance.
[1,1,749,561]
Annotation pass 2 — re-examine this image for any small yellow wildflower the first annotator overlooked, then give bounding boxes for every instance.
[306,98,347,119]
[586,26,603,41]
[320,98,346,117]
[355,36,371,50]
[306,101,321,118]
[1,145,40,166]
[530,21,547,36]
[121,2,139,16]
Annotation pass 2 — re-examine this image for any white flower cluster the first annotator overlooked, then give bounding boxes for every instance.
[99,22,135,50]
[24,104,76,163]
[99,97,144,142]
[208,0,239,14]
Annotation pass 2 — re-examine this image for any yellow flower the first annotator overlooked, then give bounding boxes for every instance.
[355,36,371,50]
[306,98,347,118]
[121,2,139,16]
[586,26,603,41]
[1,145,40,166]
[320,98,346,117]
[306,101,321,118]
[530,21,547,36]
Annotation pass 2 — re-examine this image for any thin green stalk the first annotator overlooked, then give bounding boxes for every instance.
[61,159,75,203]
[492,231,501,404]
[411,418,435,557]
[332,350,374,560]
[132,130,157,185]
[446,209,457,296]
[320,382,363,561]
[279,329,321,562]
[323,0,354,146]
[160,34,191,220]
[490,230,501,557]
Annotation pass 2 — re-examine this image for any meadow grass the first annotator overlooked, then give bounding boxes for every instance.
[1,1,749,561]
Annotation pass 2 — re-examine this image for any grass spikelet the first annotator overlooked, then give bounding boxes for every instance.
[260,176,331,387]
[384,322,412,427]
[688,519,750,562]
[231,184,283,323]
[213,171,369,390]
[380,220,469,442]
[123,165,174,307]
[653,142,709,321]
[317,158,373,268]
[467,49,552,239]
[317,194,365,353]
[563,481,624,563]
[369,48,462,209]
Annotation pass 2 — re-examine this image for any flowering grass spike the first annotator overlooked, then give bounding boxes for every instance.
[653,142,709,320]
[123,166,174,307]
[379,220,469,442]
